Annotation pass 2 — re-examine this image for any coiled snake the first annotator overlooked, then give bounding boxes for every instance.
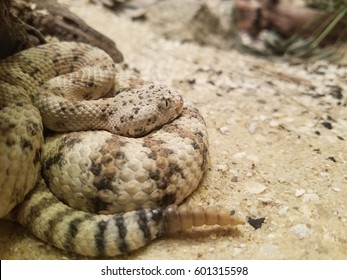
[0,42,244,257]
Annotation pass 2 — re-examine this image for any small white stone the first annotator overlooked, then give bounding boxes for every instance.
[216,164,229,172]
[246,154,259,163]
[233,151,246,159]
[278,206,289,216]
[247,182,267,194]
[201,65,211,71]
[208,247,215,253]
[258,197,273,204]
[258,115,267,121]
[272,112,284,118]
[269,120,279,127]
[330,182,342,192]
[210,233,217,240]
[248,122,257,134]
[295,189,306,197]
[219,126,231,135]
[278,178,287,183]
[290,224,312,239]
[258,244,279,256]
[302,193,320,202]
[232,247,242,255]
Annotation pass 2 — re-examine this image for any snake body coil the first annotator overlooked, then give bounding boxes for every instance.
[0,42,243,257]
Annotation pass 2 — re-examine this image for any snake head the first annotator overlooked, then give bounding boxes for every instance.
[112,83,184,137]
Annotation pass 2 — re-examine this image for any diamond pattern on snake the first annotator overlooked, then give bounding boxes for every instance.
[0,42,244,257]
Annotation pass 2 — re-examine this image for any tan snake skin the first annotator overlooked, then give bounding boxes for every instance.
[0,42,244,257]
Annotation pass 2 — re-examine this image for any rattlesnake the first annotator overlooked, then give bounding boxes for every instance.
[0,42,244,257]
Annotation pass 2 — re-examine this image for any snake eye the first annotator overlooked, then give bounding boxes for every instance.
[159,98,170,110]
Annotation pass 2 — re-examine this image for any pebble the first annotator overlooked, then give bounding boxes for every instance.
[258,197,274,204]
[269,120,279,127]
[248,122,257,134]
[233,151,246,159]
[210,233,217,240]
[302,193,320,202]
[290,224,312,239]
[331,187,341,192]
[232,247,242,256]
[278,177,287,183]
[320,171,329,177]
[219,126,231,135]
[330,182,342,192]
[201,65,211,72]
[257,115,267,121]
[258,244,280,256]
[278,206,289,216]
[230,176,238,182]
[216,164,229,172]
[246,154,259,163]
[295,189,306,197]
[246,182,267,194]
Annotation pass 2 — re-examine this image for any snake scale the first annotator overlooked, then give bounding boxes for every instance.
[0,42,244,257]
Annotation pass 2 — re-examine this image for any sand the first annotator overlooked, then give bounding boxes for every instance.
[0,0,346,260]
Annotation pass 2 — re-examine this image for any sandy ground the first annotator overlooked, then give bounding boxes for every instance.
[0,0,346,260]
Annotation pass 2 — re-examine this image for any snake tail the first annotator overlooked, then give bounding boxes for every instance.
[16,179,244,257]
